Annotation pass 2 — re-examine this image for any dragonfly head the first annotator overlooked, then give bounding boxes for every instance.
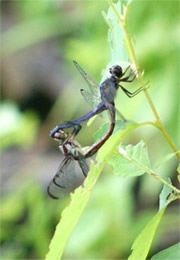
[109,65,123,79]
[53,130,69,144]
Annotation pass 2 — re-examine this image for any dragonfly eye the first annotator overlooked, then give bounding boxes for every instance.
[109,65,123,78]
[54,132,61,140]
[54,130,67,141]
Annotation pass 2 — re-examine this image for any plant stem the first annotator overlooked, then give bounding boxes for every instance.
[116,150,180,195]
[108,0,180,160]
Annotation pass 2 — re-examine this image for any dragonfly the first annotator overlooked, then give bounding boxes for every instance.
[47,127,89,199]
[50,61,145,158]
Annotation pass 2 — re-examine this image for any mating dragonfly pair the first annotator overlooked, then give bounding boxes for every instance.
[48,61,145,199]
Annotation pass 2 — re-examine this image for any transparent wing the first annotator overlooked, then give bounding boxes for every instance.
[78,158,89,177]
[73,60,100,99]
[47,157,86,199]
[80,89,101,108]
[73,60,107,118]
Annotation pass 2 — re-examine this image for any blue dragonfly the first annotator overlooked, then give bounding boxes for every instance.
[50,61,145,158]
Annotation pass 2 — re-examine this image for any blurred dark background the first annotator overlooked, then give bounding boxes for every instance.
[0,0,179,259]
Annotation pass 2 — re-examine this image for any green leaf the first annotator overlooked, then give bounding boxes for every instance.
[128,206,167,260]
[151,243,180,260]
[159,178,174,210]
[87,114,98,126]
[97,121,138,162]
[109,140,151,177]
[101,0,130,81]
[93,119,127,141]
[103,1,128,63]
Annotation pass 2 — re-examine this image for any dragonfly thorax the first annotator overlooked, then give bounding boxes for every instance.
[100,77,119,104]
[59,139,83,160]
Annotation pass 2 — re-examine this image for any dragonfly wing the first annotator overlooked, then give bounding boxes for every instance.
[78,158,89,177]
[73,61,108,118]
[47,157,86,199]
[73,60,100,98]
[80,89,101,108]
[81,89,108,119]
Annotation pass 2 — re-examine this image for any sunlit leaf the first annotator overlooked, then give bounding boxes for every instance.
[101,0,130,81]
[109,140,151,177]
[128,206,167,260]
[103,1,128,62]
[87,114,98,126]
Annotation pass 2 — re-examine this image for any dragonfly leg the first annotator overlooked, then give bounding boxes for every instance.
[66,122,81,137]
[49,121,76,137]
[121,65,131,77]
[121,73,136,83]
[50,121,81,138]
[116,110,127,122]
[49,103,107,138]
[121,67,141,83]
[119,84,146,98]
[121,68,139,82]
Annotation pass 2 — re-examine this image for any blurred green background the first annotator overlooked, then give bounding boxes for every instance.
[0,0,179,259]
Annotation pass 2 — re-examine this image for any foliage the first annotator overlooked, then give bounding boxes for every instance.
[0,101,39,150]
[1,0,179,259]
[46,1,180,259]
[151,243,180,260]
[128,206,167,260]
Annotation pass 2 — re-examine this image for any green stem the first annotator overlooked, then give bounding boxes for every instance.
[115,150,180,195]
[108,0,180,160]
[138,121,158,128]
[168,194,180,204]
